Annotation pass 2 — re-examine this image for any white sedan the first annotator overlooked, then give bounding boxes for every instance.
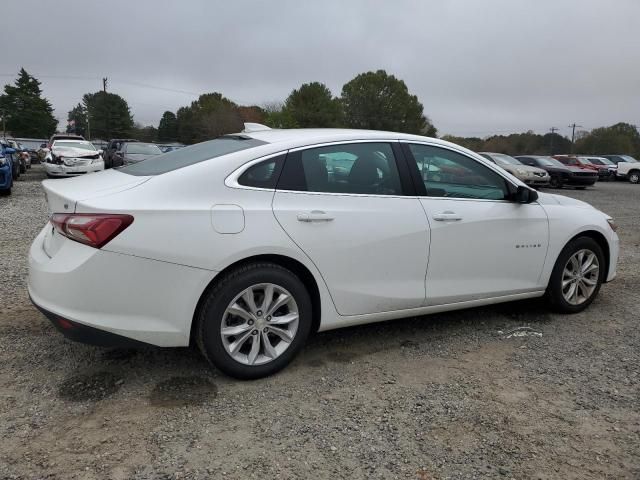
[43,139,104,177]
[29,126,619,379]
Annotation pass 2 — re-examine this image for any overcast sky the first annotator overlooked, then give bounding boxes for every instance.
[1,0,638,138]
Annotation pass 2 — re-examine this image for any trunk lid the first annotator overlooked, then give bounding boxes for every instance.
[43,169,151,215]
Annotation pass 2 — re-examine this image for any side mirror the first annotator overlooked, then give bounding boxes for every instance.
[514,185,538,203]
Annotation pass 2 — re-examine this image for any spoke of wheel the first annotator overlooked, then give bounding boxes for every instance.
[266,293,290,317]
[571,282,580,303]
[581,254,595,273]
[582,276,597,286]
[227,303,253,322]
[221,323,252,337]
[229,329,254,354]
[247,333,260,365]
[268,325,293,343]
[261,331,277,358]
[562,277,573,289]
[242,289,258,315]
[261,284,274,312]
[565,282,577,303]
[268,312,298,326]
[577,250,585,266]
[583,263,599,275]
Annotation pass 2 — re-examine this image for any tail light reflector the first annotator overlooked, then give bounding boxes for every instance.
[50,213,134,249]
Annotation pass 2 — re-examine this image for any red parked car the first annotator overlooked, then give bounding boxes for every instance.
[553,155,609,181]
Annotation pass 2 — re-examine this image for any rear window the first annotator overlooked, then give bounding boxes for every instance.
[119,137,267,176]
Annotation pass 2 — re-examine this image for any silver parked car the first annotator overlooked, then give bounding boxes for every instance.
[479,152,550,187]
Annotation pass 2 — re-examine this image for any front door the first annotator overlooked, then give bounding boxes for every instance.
[403,142,549,305]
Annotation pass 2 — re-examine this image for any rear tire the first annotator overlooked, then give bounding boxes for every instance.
[196,262,312,379]
[545,237,605,313]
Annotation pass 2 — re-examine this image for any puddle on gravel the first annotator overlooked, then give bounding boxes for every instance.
[58,371,122,402]
[149,376,217,407]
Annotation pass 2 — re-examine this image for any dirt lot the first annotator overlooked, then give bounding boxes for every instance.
[0,165,638,479]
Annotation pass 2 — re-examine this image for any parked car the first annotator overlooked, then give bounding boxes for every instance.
[43,139,105,177]
[478,152,550,187]
[159,143,185,153]
[578,156,617,181]
[113,142,163,167]
[553,155,609,181]
[16,139,46,164]
[103,139,139,168]
[29,127,619,379]
[6,139,30,172]
[516,156,597,188]
[0,140,19,180]
[0,150,13,195]
[48,133,85,149]
[600,155,640,183]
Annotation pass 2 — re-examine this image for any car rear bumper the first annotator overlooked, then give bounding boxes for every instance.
[28,224,214,347]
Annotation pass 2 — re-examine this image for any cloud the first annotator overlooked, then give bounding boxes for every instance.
[0,0,638,137]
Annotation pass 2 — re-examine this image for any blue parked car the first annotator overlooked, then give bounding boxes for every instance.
[0,140,19,181]
[0,150,13,195]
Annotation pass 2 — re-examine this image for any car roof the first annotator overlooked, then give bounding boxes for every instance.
[243,128,451,149]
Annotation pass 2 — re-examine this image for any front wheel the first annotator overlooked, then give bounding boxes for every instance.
[628,170,640,184]
[546,237,605,313]
[196,263,312,379]
[549,176,563,188]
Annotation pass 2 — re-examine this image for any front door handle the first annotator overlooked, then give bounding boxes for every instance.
[297,210,334,223]
[433,211,462,221]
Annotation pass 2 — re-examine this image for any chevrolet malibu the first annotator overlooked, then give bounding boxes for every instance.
[29,126,619,379]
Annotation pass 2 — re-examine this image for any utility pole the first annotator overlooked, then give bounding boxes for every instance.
[568,123,582,154]
[549,127,559,155]
[103,77,109,140]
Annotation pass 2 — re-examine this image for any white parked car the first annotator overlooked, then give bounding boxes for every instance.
[29,126,619,379]
[600,155,640,183]
[43,140,104,178]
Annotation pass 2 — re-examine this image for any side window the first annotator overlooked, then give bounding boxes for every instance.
[519,157,534,166]
[407,144,509,200]
[278,143,402,195]
[238,155,284,189]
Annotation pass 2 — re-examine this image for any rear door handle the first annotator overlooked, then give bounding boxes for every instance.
[297,210,334,223]
[433,211,462,221]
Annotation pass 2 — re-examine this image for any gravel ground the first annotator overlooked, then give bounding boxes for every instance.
[1,165,639,479]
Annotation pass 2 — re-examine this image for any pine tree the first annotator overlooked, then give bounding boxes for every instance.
[0,68,58,137]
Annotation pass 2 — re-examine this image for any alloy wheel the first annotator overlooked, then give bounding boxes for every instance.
[220,283,299,365]
[561,249,600,305]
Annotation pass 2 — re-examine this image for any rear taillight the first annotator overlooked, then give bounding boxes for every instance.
[50,213,134,249]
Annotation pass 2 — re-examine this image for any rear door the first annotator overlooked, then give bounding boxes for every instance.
[272,141,429,316]
[403,143,549,305]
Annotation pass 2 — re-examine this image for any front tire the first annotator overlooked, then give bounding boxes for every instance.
[546,237,605,313]
[628,170,640,184]
[196,263,312,379]
[549,175,563,188]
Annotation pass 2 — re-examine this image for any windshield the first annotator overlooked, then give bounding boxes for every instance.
[53,140,96,151]
[489,153,522,166]
[578,157,592,164]
[620,155,638,163]
[537,157,565,167]
[126,143,163,155]
[120,137,267,176]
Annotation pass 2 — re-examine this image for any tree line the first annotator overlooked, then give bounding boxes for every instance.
[1,68,639,159]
